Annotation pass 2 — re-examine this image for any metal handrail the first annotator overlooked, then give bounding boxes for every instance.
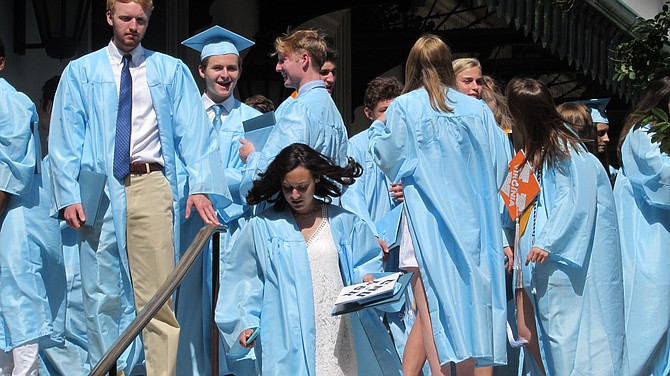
[89,224,227,376]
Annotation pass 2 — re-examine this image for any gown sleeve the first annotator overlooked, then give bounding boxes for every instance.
[621,126,670,209]
[0,86,36,196]
[348,215,384,284]
[48,64,87,214]
[215,217,265,347]
[534,151,598,267]
[368,101,419,184]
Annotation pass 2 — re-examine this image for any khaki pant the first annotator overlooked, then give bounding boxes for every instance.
[125,172,179,376]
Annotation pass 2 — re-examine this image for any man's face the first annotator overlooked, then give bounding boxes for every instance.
[455,67,483,99]
[320,61,337,95]
[596,122,610,154]
[276,52,304,89]
[199,54,240,103]
[107,1,149,53]
[0,57,5,71]
[365,98,393,122]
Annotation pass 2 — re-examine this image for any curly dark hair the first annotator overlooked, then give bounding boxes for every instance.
[246,143,362,210]
[363,76,402,111]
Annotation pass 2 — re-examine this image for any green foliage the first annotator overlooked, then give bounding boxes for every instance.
[632,109,670,155]
[613,3,670,89]
[614,3,670,155]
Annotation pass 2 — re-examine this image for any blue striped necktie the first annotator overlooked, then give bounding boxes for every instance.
[211,104,223,132]
[113,53,133,180]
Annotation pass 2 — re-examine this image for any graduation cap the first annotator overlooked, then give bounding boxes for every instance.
[181,25,254,61]
[579,98,611,124]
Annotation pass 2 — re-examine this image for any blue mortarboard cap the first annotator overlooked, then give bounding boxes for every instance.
[181,26,254,61]
[578,98,611,124]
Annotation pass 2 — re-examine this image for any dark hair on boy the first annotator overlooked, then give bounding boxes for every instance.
[364,76,402,111]
[244,94,275,114]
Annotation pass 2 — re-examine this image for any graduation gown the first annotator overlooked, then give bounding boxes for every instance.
[48,46,229,372]
[0,79,65,352]
[240,81,348,197]
[215,204,401,376]
[175,98,261,376]
[369,87,509,366]
[517,147,626,375]
[614,126,670,376]
[39,158,89,376]
[342,131,397,233]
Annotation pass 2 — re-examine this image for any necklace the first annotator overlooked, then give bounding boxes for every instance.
[293,204,319,219]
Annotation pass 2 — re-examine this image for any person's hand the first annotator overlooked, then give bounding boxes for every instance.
[185,194,219,225]
[389,182,403,202]
[363,273,375,283]
[504,246,513,273]
[239,328,258,348]
[376,237,390,261]
[64,203,85,229]
[239,139,255,164]
[525,246,549,266]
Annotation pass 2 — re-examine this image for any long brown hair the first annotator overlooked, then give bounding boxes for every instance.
[403,34,455,112]
[246,143,362,211]
[618,74,670,161]
[506,77,582,168]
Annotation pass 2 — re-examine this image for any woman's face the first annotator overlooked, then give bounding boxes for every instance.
[281,165,318,215]
[455,66,483,99]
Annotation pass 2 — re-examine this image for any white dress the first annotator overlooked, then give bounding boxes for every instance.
[306,205,358,375]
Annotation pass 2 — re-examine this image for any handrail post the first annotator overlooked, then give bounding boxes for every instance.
[211,231,220,376]
[89,225,226,376]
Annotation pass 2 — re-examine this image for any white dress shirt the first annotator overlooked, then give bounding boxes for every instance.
[201,93,235,125]
[107,41,163,165]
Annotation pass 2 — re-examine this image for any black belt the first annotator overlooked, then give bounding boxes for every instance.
[129,162,163,174]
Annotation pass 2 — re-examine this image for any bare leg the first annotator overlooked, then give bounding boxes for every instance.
[455,358,476,375]
[402,312,428,376]
[406,267,452,376]
[474,365,493,376]
[515,289,546,375]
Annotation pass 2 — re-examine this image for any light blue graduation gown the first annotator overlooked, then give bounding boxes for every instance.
[369,87,509,366]
[48,46,230,373]
[342,131,397,233]
[0,79,65,352]
[342,131,417,359]
[39,157,89,375]
[215,204,401,375]
[176,98,261,376]
[517,147,626,375]
[240,81,348,198]
[614,126,670,376]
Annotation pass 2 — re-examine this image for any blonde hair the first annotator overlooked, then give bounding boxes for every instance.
[452,58,481,77]
[403,34,455,112]
[106,0,154,16]
[274,29,328,72]
[480,75,513,131]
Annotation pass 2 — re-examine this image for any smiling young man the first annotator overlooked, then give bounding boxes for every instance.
[48,1,229,374]
[320,48,338,96]
[238,29,348,198]
[180,25,260,376]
